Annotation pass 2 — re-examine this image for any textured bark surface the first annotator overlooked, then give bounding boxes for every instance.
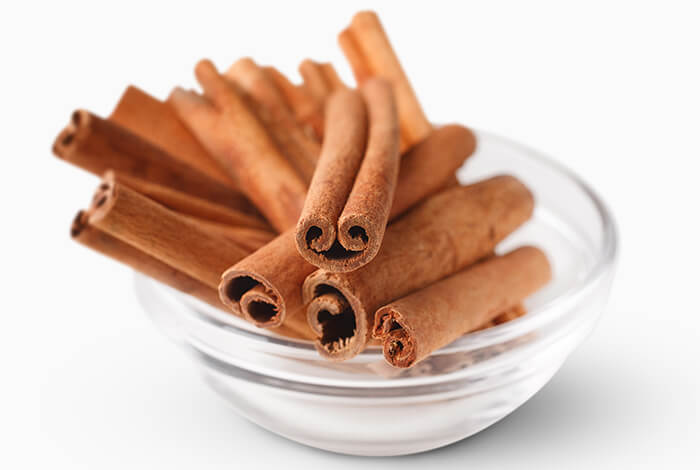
[374,247,551,368]
[302,176,535,361]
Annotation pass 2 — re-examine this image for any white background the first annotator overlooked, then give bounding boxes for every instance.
[2,1,699,468]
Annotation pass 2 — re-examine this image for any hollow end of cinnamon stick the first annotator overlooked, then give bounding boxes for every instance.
[295,214,381,273]
[373,308,417,368]
[219,270,285,327]
[52,110,90,159]
[302,274,368,361]
[70,210,90,238]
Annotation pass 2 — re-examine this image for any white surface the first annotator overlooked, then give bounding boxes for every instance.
[1,1,698,468]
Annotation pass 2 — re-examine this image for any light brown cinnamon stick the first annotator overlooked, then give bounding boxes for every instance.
[373,247,551,368]
[299,59,347,104]
[87,178,248,289]
[263,66,325,140]
[219,124,477,328]
[109,85,236,187]
[225,58,320,183]
[52,110,248,209]
[169,60,307,232]
[389,124,476,219]
[296,80,400,272]
[339,10,432,152]
[302,175,534,361]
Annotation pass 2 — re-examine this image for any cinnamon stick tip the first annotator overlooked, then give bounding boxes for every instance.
[70,210,89,238]
[296,216,337,254]
[226,57,258,76]
[52,109,90,157]
[372,307,417,368]
[194,58,219,81]
[218,270,285,327]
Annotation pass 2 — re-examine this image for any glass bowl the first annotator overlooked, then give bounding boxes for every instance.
[135,131,618,456]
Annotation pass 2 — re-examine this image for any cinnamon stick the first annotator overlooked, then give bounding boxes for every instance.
[169,59,307,232]
[87,178,248,289]
[374,247,551,368]
[390,124,475,218]
[302,175,534,361]
[52,110,247,209]
[105,170,271,231]
[296,80,400,271]
[109,85,236,188]
[219,124,477,327]
[339,11,432,152]
[225,58,320,183]
[71,210,311,340]
[263,66,325,140]
[299,59,346,104]
[71,209,223,307]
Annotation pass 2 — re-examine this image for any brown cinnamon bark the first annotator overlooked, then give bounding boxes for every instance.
[169,59,307,232]
[219,125,477,328]
[299,59,346,104]
[389,124,475,219]
[109,85,235,187]
[374,247,551,368]
[303,175,534,361]
[225,58,320,183]
[87,178,248,289]
[339,11,432,152]
[52,110,247,209]
[263,66,325,140]
[71,210,311,340]
[72,209,222,307]
[296,80,400,272]
[105,170,271,231]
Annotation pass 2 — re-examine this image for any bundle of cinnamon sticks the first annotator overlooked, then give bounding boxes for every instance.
[54,10,551,369]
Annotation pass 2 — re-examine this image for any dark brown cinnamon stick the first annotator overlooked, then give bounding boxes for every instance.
[374,247,551,368]
[219,125,477,328]
[52,110,248,209]
[169,60,307,232]
[303,176,534,361]
[296,80,400,272]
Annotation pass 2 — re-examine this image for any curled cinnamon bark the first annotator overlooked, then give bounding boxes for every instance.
[263,66,325,140]
[339,11,432,152]
[296,80,399,271]
[225,58,320,183]
[169,59,307,232]
[302,176,534,361]
[374,247,551,368]
[52,110,249,209]
[87,178,248,289]
[219,124,477,327]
